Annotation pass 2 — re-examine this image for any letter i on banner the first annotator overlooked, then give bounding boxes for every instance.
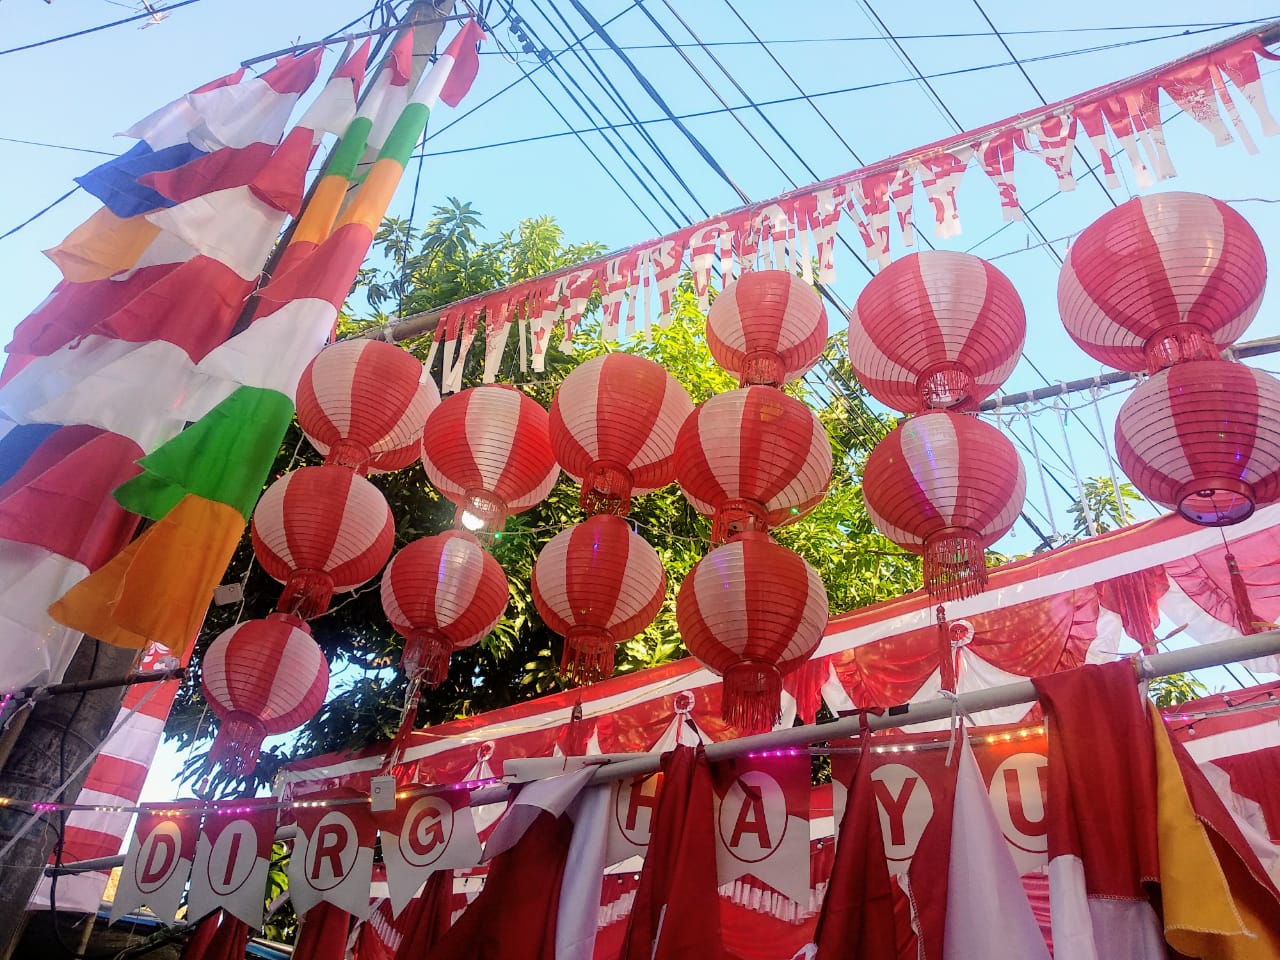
[376,787,482,918]
[712,752,811,906]
[289,787,377,919]
[110,800,203,924]
[187,799,277,928]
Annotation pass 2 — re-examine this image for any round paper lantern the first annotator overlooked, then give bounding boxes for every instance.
[1058,192,1266,373]
[848,251,1025,412]
[549,353,694,515]
[705,270,828,386]
[252,465,395,619]
[296,340,439,473]
[202,613,329,775]
[381,531,509,687]
[532,515,667,682]
[674,386,832,543]
[1115,359,1280,525]
[863,412,1026,600]
[675,532,828,733]
[421,385,560,527]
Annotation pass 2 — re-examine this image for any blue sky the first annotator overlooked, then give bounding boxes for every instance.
[2,1,1278,798]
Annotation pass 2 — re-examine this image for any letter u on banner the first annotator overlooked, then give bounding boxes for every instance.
[110,800,203,924]
[376,786,482,918]
[187,799,277,929]
[288,787,377,919]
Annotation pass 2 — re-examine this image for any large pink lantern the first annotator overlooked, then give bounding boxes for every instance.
[202,613,329,775]
[1115,359,1280,525]
[549,353,693,515]
[674,387,832,543]
[863,412,1026,600]
[848,251,1026,413]
[532,515,667,682]
[1058,192,1266,373]
[705,270,827,386]
[676,532,828,733]
[421,385,560,528]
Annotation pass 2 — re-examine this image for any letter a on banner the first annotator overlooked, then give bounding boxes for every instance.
[110,801,202,924]
[187,799,277,928]
[376,787,482,917]
[712,752,811,905]
[289,788,377,919]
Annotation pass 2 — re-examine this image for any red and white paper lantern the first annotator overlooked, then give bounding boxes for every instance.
[1058,192,1267,373]
[674,386,832,543]
[848,250,1026,412]
[202,613,329,775]
[676,532,828,733]
[1115,359,1280,525]
[421,385,560,527]
[863,411,1026,600]
[549,353,694,515]
[251,465,395,619]
[532,515,666,682]
[705,270,827,386]
[380,531,510,687]
[296,340,439,474]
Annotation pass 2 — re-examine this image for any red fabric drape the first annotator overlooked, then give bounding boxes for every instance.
[182,911,249,960]
[393,870,456,959]
[293,902,350,960]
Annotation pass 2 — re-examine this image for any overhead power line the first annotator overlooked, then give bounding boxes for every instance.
[0,0,204,57]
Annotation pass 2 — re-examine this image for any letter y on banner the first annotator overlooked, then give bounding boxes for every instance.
[376,787,481,917]
[110,800,203,924]
[187,799,276,928]
[289,788,377,919]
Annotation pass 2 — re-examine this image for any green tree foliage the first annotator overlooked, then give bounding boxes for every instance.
[1066,476,1143,540]
[165,203,919,798]
[1147,672,1210,707]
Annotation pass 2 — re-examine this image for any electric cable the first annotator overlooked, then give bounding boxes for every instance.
[0,0,205,57]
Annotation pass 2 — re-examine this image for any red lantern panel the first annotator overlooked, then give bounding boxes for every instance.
[1058,192,1266,373]
[296,340,439,473]
[1115,360,1280,525]
[676,533,828,734]
[532,515,666,682]
[706,270,828,386]
[251,465,395,619]
[550,353,694,514]
[848,251,1025,413]
[201,613,329,775]
[863,412,1025,601]
[421,385,560,525]
[675,387,832,543]
[381,531,509,687]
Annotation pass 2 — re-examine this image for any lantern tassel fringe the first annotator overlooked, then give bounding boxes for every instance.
[924,531,987,602]
[279,569,336,621]
[722,660,783,735]
[209,712,268,777]
[1226,552,1262,636]
[560,626,616,685]
[404,630,453,688]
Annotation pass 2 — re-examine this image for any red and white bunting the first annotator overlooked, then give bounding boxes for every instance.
[109,800,203,923]
[187,799,277,928]
[376,787,482,917]
[288,788,378,919]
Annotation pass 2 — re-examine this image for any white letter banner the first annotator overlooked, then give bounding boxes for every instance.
[712,752,812,905]
[376,786,482,917]
[604,771,662,867]
[288,788,377,919]
[187,798,277,929]
[110,800,202,924]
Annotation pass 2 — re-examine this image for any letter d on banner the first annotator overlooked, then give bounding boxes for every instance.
[289,788,377,919]
[110,801,202,924]
[187,799,277,928]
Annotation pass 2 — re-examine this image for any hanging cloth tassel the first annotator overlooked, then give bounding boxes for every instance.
[721,658,782,734]
[923,528,987,601]
[560,624,616,685]
[1225,551,1262,635]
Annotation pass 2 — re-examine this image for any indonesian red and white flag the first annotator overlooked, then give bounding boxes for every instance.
[357,32,415,155]
[185,50,323,151]
[1032,662,1164,960]
[298,40,372,141]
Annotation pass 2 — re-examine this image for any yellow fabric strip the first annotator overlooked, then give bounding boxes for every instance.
[49,495,244,655]
[43,207,161,283]
[1151,703,1280,959]
[289,174,350,247]
[336,156,400,233]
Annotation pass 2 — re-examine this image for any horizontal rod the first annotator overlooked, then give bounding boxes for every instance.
[3,668,184,706]
[47,825,295,877]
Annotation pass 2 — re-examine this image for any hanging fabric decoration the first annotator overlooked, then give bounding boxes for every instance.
[863,411,1026,600]
[380,531,509,687]
[1115,359,1280,525]
[420,385,560,530]
[201,612,329,775]
[675,532,828,733]
[251,465,394,619]
[532,515,666,683]
[674,387,832,544]
[1058,192,1266,373]
[847,251,1026,413]
[548,353,693,516]
[295,340,439,474]
[704,270,827,387]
